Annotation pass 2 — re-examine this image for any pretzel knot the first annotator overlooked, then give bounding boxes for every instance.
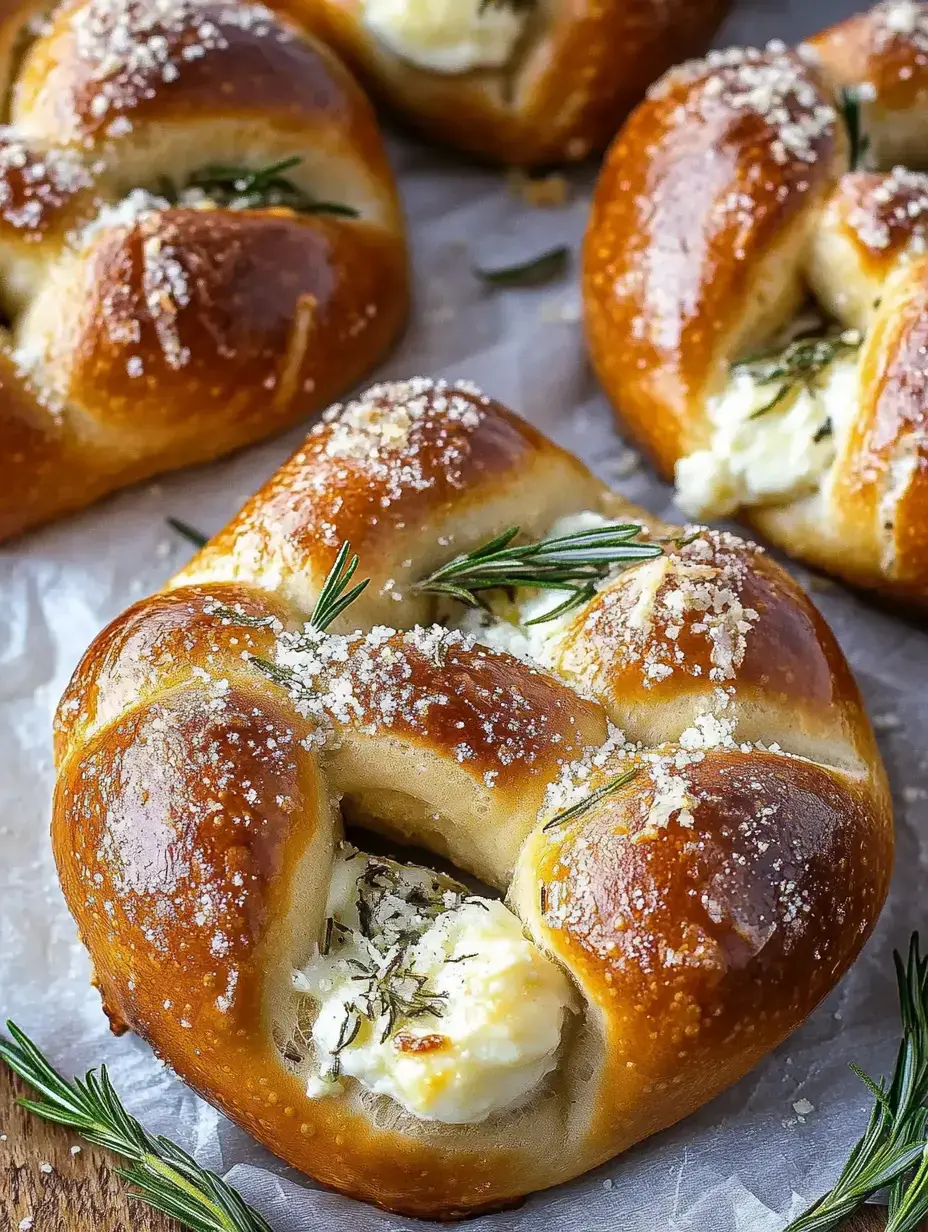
[52,379,892,1218]
[584,0,928,607]
[0,0,406,543]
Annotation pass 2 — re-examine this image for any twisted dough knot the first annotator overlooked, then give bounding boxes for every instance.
[583,0,928,606]
[0,0,406,543]
[53,379,892,1218]
[291,0,731,165]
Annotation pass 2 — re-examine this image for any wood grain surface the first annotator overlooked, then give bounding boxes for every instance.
[0,1065,172,1231]
[0,1063,903,1231]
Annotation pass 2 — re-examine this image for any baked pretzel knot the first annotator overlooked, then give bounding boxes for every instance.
[0,0,406,542]
[287,0,731,166]
[53,380,891,1219]
[584,0,928,606]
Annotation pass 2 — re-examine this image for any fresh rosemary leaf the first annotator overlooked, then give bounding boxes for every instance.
[167,517,209,549]
[0,1021,273,1232]
[748,380,795,420]
[668,531,703,549]
[207,606,277,630]
[159,156,358,217]
[734,330,861,420]
[232,543,367,667]
[889,1137,928,1232]
[295,200,360,217]
[474,244,570,288]
[249,655,304,694]
[415,523,663,622]
[812,418,833,444]
[333,1007,363,1055]
[785,935,928,1232]
[841,85,871,172]
[309,541,370,632]
[543,768,639,831]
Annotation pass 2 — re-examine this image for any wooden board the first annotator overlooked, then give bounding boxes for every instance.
[0,1063,898,1231]
[1,1065,173,1232]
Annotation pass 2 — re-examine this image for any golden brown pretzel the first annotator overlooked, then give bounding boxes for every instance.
[583,1,928,607]
[52,380,892,1218]
[0,0,407,543]
[282,0,731,166]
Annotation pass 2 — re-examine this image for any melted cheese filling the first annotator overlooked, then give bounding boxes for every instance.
[363,0,527,73]
[674,342,860,520]
[294,845,571,1123]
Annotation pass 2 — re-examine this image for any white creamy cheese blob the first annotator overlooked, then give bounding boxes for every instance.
[674,335,861,520]
[363,0,527,74]
[294,845,571,1123]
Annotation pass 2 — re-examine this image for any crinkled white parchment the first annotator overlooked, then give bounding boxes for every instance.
[1,2,926,1228]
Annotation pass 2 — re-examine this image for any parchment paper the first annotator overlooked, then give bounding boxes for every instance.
[2,2,926,1227]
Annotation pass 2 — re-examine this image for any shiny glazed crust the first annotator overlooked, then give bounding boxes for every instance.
[281,0,731,166]
[53,380,893,1218]
[583,1,928,606]
[0,0,407,542]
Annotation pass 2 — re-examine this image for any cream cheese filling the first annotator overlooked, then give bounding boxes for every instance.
[362,0,528,74]
[294,844,571,1123]
[674,331,861,520]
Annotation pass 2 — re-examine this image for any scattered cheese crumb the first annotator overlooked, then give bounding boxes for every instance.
[507,170,571,208]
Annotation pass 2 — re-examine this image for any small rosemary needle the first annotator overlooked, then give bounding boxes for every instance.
[474,245,570,289]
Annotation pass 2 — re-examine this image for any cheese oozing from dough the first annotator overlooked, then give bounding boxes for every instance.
[674,334,861,520]
[294,845,571,1123]
[363,0,527,74]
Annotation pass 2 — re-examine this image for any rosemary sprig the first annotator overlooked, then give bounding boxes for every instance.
[308,541,370,633]
[785,935,928,1232]
[543,768,638,831]
[415,524,663,623]
[158,157,359,217]
[245,543,368,691]
[0,1022,273,1232]
[474,244,570,288]
[229,541,367,652]
[249,655,311,699]
[733,329,862,420]
[167,517,209,549]
[840,85,871,172]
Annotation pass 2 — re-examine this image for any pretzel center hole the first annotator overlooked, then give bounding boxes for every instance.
[342,818,500,900]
